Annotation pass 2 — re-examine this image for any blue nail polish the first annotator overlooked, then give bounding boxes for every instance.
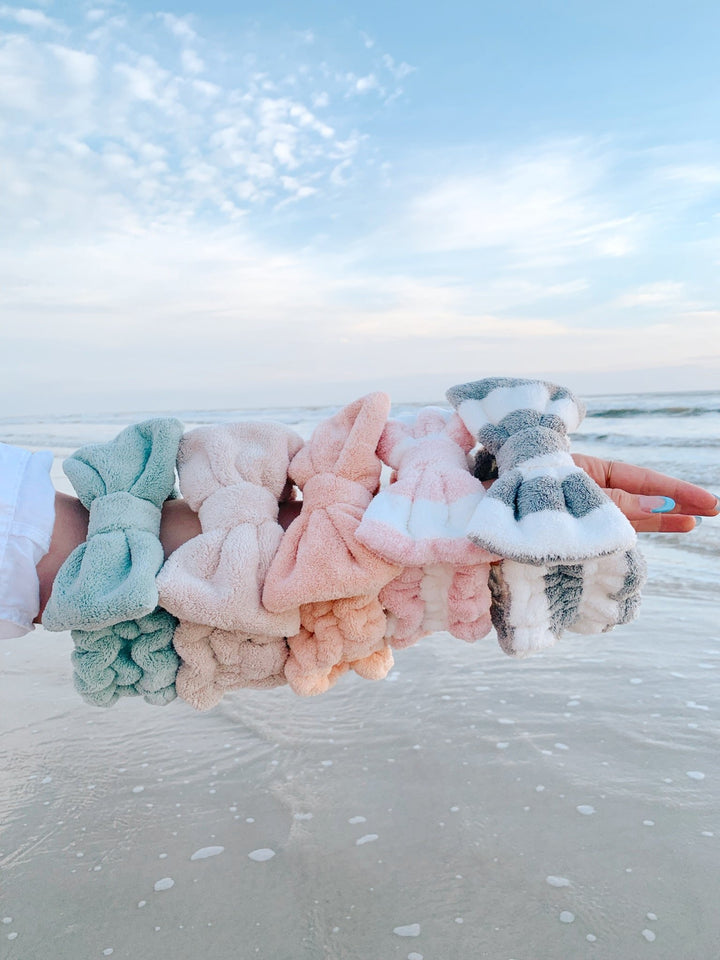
[651,497,676,514]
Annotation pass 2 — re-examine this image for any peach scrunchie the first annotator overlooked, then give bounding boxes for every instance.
[263,393,401,696]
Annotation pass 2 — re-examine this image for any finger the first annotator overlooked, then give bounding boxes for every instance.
[602,487,678,521]
[631,515,699,534]
[574,455,719,517]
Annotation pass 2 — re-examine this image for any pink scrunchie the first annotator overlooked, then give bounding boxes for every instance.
[263,393,401,696]
[356,407,496,647]
[173,622,288,711]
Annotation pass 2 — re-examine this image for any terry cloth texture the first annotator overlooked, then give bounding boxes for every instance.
[263,393,402,696]
[71,608,179,707]
[173,623,288,711]
[156,421,303,637]
[0,442,55,640]
[42,419,183,632]
[446,377,644,657]
[356,407,495,646]
[446,378,636,563]
[488,548,647,656]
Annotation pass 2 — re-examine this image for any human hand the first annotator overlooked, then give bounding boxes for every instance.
[572,455,719,532]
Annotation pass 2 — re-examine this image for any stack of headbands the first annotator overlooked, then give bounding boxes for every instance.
[42,378,646,709]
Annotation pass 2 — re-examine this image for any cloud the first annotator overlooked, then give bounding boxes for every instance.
[403,143,642,263]
[0,5,64,32]
[0,1,412,239]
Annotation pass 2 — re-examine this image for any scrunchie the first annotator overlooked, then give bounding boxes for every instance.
[446,378,636,563]
[356,407,496,646]
[172,622,288,711]
[43,419,183,632]
[71,608,179,707]
[263,393,402,696]
[156,421,304,637]
[488,548,647,656]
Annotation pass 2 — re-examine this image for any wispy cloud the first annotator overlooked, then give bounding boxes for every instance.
[0,1,414,240]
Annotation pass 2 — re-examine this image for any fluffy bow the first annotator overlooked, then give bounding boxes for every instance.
[446,378,636,563]
[43,419,183,632]
[263,393,401,695]
[356,407,495,646]
[157,422,303,636]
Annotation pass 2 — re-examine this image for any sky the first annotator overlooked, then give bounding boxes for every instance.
[1,0,719,415]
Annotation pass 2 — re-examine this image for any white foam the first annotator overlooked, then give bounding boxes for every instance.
[294,813,313,821]
[646,912,658,921]
[356,834,378,846]
[576,805,595,815]
[686,771,705,780]
[559,911,575,923]
[393,924,420,937]
[103,950,113,956]
[153,877,174,892]
[190,846,224,861]
[642,929,656,942]
[546,876,570,887]
[408,953,424,960]
[348,816,366,824]
[248,848,275,862]
[132,786,144,794]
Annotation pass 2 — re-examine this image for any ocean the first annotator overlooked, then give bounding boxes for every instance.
[1,391,718,959]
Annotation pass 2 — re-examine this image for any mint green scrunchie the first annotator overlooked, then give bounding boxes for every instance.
[71,608,179,707]
[42,418,183,632]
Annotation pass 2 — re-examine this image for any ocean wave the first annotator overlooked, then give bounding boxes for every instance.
[576,433,720,448]
[588,406,720,418]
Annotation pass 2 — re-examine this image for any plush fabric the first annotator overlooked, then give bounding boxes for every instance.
[43,419,183,632]
[488,547,647,657]
[566,547,647,636]
[446,377,644,657]
[71,608,179,707]
[356,407,495,646]
[263,393,401,695]
[173,622,288,711]
[446,378,636,563]
[157,421,303,636]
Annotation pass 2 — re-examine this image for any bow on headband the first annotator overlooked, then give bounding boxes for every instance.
[263,393,402,695]
[43,419,183,632]
[157,422,304,637]
[356,407,496,646]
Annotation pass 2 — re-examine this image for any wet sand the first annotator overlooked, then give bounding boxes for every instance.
[2,589,719,960]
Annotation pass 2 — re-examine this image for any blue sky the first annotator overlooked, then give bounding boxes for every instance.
[2,0,719,415]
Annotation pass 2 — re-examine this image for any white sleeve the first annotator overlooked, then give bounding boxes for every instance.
[0,443,56,639]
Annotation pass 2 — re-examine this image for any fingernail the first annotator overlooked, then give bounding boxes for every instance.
[638,496,676,514]
[694,516,703,527]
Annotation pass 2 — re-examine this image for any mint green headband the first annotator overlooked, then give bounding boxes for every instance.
[43,418,183,632]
